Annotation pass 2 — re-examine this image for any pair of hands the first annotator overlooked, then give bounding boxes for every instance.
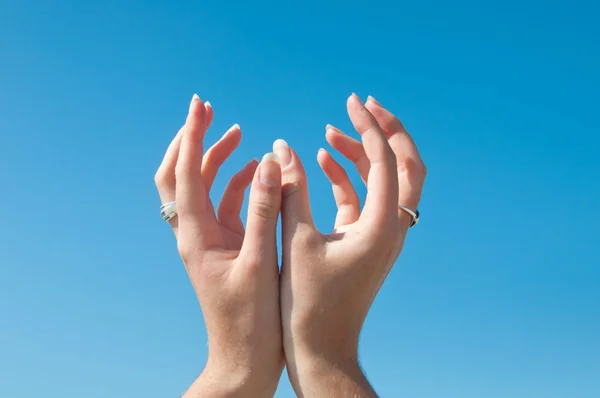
[154,93,426,397]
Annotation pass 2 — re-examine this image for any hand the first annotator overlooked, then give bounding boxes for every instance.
[275,94,426,396]
[155,95,284,397]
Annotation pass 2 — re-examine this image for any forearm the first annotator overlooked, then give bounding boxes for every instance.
[183,364,277,398]
[183,374,249,398]
[288,353,377,398]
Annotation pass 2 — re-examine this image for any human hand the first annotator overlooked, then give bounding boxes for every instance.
[155,95,284,397]
[275,94,426,396]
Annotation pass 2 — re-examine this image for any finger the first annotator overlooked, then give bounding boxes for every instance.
[155,96,207,234]
[238,153,282,266]
[346,94,399,229]
[273,139,317,240]
[202,123,242,192]
[316,148,360,230]
[365,96,427,222]
[154,99,215,236]
[204,101,214,129]
[155,127,184,233]
[175,94,223,249]
[217,158,259,236]
[325,124,370,184]
[364,96,418,157]
[155,127,183,203]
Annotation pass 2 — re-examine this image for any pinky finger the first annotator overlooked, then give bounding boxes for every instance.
[317,148,361,230]
[217,158,260,236]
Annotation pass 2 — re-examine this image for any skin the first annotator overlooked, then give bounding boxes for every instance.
[154,95,284,397]
[155,94,426,397]
[275,94,426,396]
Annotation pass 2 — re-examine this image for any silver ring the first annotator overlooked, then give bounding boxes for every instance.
[160,201,177,222]
[398,205,419,227]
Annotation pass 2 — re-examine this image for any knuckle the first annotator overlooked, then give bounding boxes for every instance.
[234,256,263,277]
[176,239,194,264]
[294,228,321,249]
[349,153,363,164]
[249,201,279,221]
[410,156,426,174]
[233,256,279,287]
[402,157,427,181]
[154,169,169,187]
[370,146,397,169]
[399,155,423,170]
[228,173,243,189]
[347,147,366,163]
[203,147,221,167]
[362,124,379,136]
[281,179,303,199]
[336,165,351,181]
[177,237,209,267]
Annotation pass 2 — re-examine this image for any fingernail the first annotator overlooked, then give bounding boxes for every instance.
[246,157,259,169]
[260,153,280,186]
[219,123,240,141]
[350,93,367,113]
[189,94,200,112]
[272,139,291,167]
[205,100,211,108]
[367,95,381,106]
[326,123,340,134]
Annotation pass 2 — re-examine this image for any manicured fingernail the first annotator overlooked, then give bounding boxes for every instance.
[273,139,291,167]
[326,123,341,134]
[224,123,238,135]
[260,153,280,186]
[219,123,240,141]
[189,94,200,112]
[367,95,381,106]
[350,93,367,112]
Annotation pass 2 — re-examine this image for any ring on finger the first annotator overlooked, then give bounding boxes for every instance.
[398,205,419,227]
[160,201,177,222]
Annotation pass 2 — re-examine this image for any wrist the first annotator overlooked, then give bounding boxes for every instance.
[284,331,371,395]
[286,326,361,371]
[286,349,375,397]
[184,360,280,398]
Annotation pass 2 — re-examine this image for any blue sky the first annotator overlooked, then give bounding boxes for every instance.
[1,0,599,397]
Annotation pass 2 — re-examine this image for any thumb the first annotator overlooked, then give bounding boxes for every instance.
[272,139,316,240]
[239,153,282,264]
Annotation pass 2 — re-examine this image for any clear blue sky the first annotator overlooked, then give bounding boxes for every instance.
[1,0,599,397]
